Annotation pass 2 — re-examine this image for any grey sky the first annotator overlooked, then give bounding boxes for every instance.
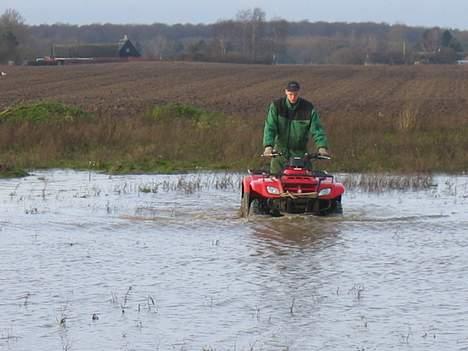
[1,0,468,30]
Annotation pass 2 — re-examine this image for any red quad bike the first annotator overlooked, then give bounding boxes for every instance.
[240,153,345,217]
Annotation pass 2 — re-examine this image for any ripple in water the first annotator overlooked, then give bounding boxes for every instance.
[0,170,467,350]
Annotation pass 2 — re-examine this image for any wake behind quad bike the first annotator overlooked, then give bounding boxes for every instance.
[240,153,345,217]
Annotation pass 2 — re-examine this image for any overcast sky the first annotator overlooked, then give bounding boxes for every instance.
[2,0,468,30]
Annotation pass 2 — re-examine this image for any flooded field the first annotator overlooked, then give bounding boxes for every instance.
[1,170,467,351]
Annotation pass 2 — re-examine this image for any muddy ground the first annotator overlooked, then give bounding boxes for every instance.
[1,61,468,120]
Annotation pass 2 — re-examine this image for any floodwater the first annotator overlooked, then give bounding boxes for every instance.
[0,170,467,351]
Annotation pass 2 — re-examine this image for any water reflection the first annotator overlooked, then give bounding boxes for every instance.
[249,216,341,254]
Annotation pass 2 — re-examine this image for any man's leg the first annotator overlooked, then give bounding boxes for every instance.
[270,156,286,174]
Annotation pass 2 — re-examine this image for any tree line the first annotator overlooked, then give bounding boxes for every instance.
[1,8,467,65]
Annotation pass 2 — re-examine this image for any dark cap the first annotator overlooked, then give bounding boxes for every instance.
[286,81,300,91]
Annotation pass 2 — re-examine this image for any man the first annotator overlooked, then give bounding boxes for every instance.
[263,81,330,174]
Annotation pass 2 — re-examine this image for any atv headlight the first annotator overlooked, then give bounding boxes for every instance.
[266,186,280,195]
[318,188,331,196]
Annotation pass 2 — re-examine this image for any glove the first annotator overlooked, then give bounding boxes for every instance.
[263,146,274,156]
[318,147,330,156]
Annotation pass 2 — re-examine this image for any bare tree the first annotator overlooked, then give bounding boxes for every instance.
[212,20,237,58]
[143,35,169,60]
[269,19,288,63]
[236,9,252,58]
[0,8,25,28]
[0,8,28,62]
[250,8,266,61]
[235,8,266,62]
[422,27,441,52]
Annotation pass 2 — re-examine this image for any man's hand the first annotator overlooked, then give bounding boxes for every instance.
[318,147,330,156]
[263,146,274,156]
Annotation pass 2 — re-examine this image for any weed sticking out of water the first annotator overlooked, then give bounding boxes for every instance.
[348,284,365,301]
[138,184,154,193]
[177,177,202,194]
[21,292,31,307]
[147,295,157,312]
[137,295,157,313]
[0,164,28,178]
[441,178,468,197]
[392,226,402,240]
[400,326,412,344]
[360,315,368,328]
[9,182,21,198]
[110,286,134,314]
[110,292,119,305]
[120,286,133,314]
[0,328,19,343]
[123,286,132,305]
[108,174,241,197]
[289,297,296,315]
[24,207,38,215]
[41,177,48,199]
[341,173,434,192]
[56,304,69,330]
[59,330,72,351]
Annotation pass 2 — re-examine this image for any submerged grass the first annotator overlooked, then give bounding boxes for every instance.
[0,164,29,178]
[340,173,435,192]
[0,100,467,178]
[113,174,242,196]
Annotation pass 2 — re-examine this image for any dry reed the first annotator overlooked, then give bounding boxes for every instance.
[1,101,467,174]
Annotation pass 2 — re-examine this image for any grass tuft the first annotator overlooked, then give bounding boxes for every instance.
[0,101,90,124]
[0,164,29,178]
[149,103,222,128]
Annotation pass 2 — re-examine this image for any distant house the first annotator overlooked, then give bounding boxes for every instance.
[51,35,141,60]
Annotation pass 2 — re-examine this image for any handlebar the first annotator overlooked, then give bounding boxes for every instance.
[261,152,331,160]
[313,154,331,160]
[261,152,282,157]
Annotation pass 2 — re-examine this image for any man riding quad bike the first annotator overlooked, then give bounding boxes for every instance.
[239,80,344,217]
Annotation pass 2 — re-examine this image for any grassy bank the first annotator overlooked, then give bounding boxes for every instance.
[1,101,467,177]
[0,101,260,176]
[326,107,468,173]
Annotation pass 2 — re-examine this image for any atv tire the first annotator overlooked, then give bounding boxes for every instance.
[240,192,251,218]
[249,199,263,215]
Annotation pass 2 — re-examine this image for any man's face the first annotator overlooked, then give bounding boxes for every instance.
[285,89,299,104]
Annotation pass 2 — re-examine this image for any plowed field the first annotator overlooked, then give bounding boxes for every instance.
[2,61,468,121]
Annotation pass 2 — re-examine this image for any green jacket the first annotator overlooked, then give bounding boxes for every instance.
[263,97,328,158]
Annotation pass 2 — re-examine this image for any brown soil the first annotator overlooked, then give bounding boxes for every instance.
[1,61,468,121]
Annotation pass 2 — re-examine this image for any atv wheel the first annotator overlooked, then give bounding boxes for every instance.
[319,197,343,215]
[240,192,251,218]
[250,198,274,215]
[333,199,343,214]
[249,199,263,215]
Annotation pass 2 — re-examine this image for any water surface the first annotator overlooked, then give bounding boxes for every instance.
[1,170,467,350]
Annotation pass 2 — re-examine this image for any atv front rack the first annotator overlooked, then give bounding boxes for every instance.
[280,191,318,199]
